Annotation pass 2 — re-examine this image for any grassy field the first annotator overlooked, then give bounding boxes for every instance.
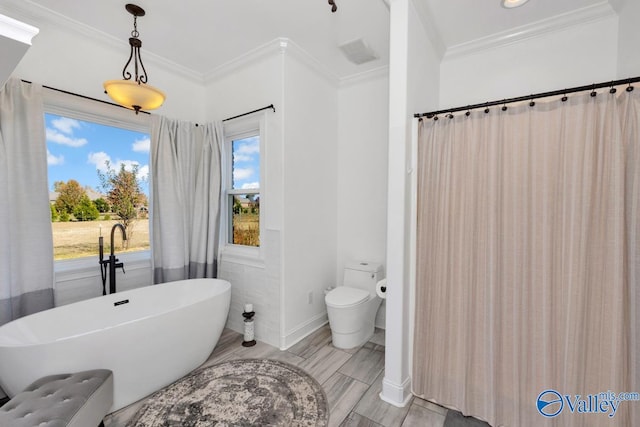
[233,212,259,246]
[52,219,150,260]
[52,212,259,259]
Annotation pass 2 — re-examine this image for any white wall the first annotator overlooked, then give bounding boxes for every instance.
[616,0,640,78]
[205,51,284,348]
[206,41,340,350]
[281,51,338,347]
[439,16,619,109]
[337,71,389,328]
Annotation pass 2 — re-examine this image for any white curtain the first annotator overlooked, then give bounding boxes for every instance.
[0,78,54,325]
[413,87,639,426]
[150,116,222,283]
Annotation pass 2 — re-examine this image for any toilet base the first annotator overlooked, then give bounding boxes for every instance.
[330,323,375,349]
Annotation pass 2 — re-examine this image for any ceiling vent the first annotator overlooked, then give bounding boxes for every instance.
[339,38,378,65]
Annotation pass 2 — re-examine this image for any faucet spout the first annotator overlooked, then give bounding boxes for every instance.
[110,223,127,255]
[106,223,128,294]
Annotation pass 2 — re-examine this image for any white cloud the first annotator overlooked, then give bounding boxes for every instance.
[237,140,259,154]
[132,137,150,153]
[241,182,260,190]
[137,164,149,181]
[51,117,81,134]
[233,139,259,163]
[47,150,64,166]
[234,153,254,162]
[46,128,88,147]
[88,153,148,182]
[88,151,111,172]
[233,167,254,181]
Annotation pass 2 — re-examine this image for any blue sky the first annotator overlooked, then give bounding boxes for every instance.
[45,113,150,196]
[46,114,260,197]
[232,136,260,191]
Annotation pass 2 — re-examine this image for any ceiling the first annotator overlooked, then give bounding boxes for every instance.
[0,0,623,81]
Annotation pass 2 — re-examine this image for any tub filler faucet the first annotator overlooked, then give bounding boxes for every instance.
[99,223,127,295]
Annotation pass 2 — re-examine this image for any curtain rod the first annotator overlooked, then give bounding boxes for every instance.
[223,104,275,122]
[20,79,276,122]
[20,79,151,115]
[415,76,640,119]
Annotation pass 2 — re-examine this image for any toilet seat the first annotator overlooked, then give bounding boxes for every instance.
[325,287,369,308]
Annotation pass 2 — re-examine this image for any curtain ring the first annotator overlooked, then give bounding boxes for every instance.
[501,100,508,112]
[465,107,471,117]
[627,83,635,92]
[609,81,617,94]
[484,103,490,114]
[561,91,568,102]
[433,115,439,121]
[529,97,535,107]
[590,84,597,97]
[447,113,454,119]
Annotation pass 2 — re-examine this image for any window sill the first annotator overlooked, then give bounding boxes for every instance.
[220,245,264,269]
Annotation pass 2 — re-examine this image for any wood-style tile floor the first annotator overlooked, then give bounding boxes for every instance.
[105,325,449,427]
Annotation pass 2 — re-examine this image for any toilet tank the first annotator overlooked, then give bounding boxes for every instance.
[343,261,383,292]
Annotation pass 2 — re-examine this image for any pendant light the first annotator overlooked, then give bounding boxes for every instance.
[103,4,165,114]
[502,0,530,8]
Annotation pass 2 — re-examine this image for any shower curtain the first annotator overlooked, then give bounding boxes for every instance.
[413,87,639,426]
[150,116,222,283]
[0,78,54,326]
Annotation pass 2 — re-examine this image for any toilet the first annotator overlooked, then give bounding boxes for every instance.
[325,261,384,349]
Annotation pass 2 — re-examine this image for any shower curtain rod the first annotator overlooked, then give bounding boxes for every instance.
[415,76,640,119]
[223,104,276,122]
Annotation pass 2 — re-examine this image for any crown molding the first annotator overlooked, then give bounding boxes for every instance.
[445,1,617,59]
[0,0,203,84]
[282,38,341,87]
[205,37,341,88]
[203,38,283,84]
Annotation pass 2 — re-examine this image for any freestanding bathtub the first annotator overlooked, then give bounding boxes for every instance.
[0,278,231,412]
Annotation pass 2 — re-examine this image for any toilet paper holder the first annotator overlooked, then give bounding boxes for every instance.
[376,279,387,299]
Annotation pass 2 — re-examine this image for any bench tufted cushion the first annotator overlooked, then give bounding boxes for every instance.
[0,369,113,427]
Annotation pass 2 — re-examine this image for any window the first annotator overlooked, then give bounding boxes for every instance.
[226,132,260,247]
[46,112,150,260]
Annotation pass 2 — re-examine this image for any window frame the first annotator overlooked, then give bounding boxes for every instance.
[220,114,265,265]
[43,88,152,271]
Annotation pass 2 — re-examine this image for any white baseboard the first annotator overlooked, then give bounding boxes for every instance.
[280,312,328,350]
[380,375,412,407]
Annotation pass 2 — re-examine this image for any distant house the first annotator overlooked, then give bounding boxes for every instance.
[237,196,259,211]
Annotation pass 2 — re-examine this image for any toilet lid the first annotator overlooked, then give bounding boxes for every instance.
[326,287,370,308]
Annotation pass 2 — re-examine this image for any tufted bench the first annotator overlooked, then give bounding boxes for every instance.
[0,369,113,427]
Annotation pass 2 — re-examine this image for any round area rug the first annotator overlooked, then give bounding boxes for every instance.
[126,359,328,427]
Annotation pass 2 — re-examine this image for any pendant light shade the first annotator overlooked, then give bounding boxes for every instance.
[104,4,165,114]
[502,0,530,8]
[103,79,165,112]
